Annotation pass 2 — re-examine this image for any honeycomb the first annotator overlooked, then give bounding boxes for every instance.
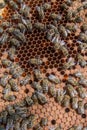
[0,0,87,129]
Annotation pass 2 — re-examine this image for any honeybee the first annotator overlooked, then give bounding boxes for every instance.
[31,92,38,103]
[69,125,83,130]
[25,96,34,106]
[36,6,44,19]
[77,54,87,67]
[35,91,47,105]
[60,46,69,57]
[34,22,46,31]
[67,84,78,97]
[77,86,87,99]
[34,124,43,130]
[83,127,87,130]
[6,104,15,115]
[43,2,51,10]
[81,23,87,32]
[32,81,42,92]
[59,25,68,38]
[0,1,6,9]
[27,114,37,129]
[61,3,68,10]
[83,3,87,9]
[14,122,21,130]
[1,59,12,68]
[2,21,11,27]
[66,10,73,21]
[29,58,43,65]
[15,107,27,117]
[18,23,26,33]
[55,125,62,130]
[56,89,66,104]
[8,47,16,60]
[79,33,87,43]
[77,6,83,12]
[71,97,78,110]
[46,29,55,41]
[49,84,56,97]
[13,100,26,108]
[79,43,87,51]
[9,78,19,92]
[6,118,14,130]
[52,33,60,44]
[73,71,83,79]
[47,24,58,33]
[50,13,62,21]
[10,38,20,48]
[65,0,72,6]
[21,119,29,130]
[9,0,18,10]
[84,103,87,110]
[0,74,9,87]
[16,0,23,4]
[1,111,8,124]
[79,78,87,87]
[62,95,70,107]
[67,76,78,86]
[3,94,16,101]
[20,75,30,86]
[40,118,48,126]
[48,74,60,84]
[20,3,30,18]
[0,27,3,34]
[63,57,75,69]
[41,78,49,93]
[2,83,11,95]
[0,33,8,45]
[34,69,42,80]
[78,101,85,114]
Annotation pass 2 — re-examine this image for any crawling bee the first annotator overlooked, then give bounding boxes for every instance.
[14,122,21,130]
[0,1,6,9]
[69,125,83,130]
[50,13,62,21]
[46,29,55,41]
[10,38,20,48]
[34,124,43,130]
[84,103,87,110]
[67,76,78,86]
[59,25,68,38]
[81,23,87,32]
[35,91,47,105]
[31,92,38,103]
[49,84,56,97]
[73,71,83,79]
[9,78,19,92]
[36,6,44,19]
[32,81,42,92]
[77,53,87,67]
[56,89,66,104]
[55,125,62,130]
[0,74,9,87]
[66,84,78,97]
[20,75,30,86]
[20,3,31,17]
[71,97,78,110]
[79,78,87,87]
[1,111,8,124]
[34,69,42,80]
[52,33,60,44]
[9,0,18,10]
[62,95,70,107]
[1,21,11,27]
[16,0,23,4]
[6,104,15,115]
[0,33,8,45]
[47,24,58,33]
[66,10,73,21]
[27,114,37,129]
[29,57,43,65]
[77,86,87,99]
[17,23,26,33]
[6,117,14,130]
[2,83,11,95]
[77,5,83,12]
[21,119,29,130]
[1,59,12,68]
[41,78,49,93]
[34,22,46,31]
[63,57,75,69]
[13,100,26,108]
[79,33,87,43]
[25,96,34,106]
[60,46,69,57]
[78,100,85,114]
[11,13,21,20]
[8,47,16,60]
[79,42,87,51]
[42,2,51,10]
[83,3,87,9]
[48,74,60,84]
[65,0,72,6]
[40,117,48,127]
[3,94,16,101]
[15,107,27,118]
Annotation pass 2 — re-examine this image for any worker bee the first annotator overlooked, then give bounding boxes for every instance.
[79,78,87,87]
[75,16,83,23]
[35,91,47,105]
[69,125,83,130]
[78,100,85,114]
[6,104,15,115]
[40,117,48,127]
[79,33,87,43]
[63,57,75,69]
[36,6,44,19]
[1,21,11,27]
[60,46,69,57]
[84,103,87,110]
[27,114,37,129]
[0,74,9,87]
[46,29,55,41]
[1,59,12,68]
[9,0,18,10]
[42,2,51,10]
[71,97,78,110]
[50,13,62,21]
[47,24,58,33]
[77,54,87,67]
[62,95,70,107]
[58,25,68,38]
[48,74,60,84]
[48,84,56,97]
[41,78,49,93]
[32,81,42,92]
[0,26,3,34]
[77,5,83,12]
[34,69,42,80]
[10,38,20,48]
[56,89,66,104]
[25,96,34,106]
[8,47,16,60]
[21,119,29,130]
[81,23,87,32]
[3,94,16,101]
[34,22,46,31]
[31,92,38,103]
[83,3,87,9]
[16,0,23,4]
[14,122,21,130]
[66,84,78,97]
[0,1,6,9]
[13,100,26,108]
[77,86,87,99]
[6,117,14,130]
[73,71,83,79]
[0,33,8,45]
[67,76,78,86]
[55,125,62,130]
[52,33,60,44]
[65,0,72,6]
[66,10,73,21]
[1,111,8,124]
[9,78,19,92]
[29,57,43,65]
[17,23,26,33]
[34,124,43,130]
[79,42,87,51]
[20,75,30,86]
[15,107,27,117]
[2,83,11,95]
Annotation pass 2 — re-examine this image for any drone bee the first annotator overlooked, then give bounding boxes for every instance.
[8,47,16,60]
[0,33,8,45]
[34,22,46,31]
[49,84,56,97]
[77,86,87,99]
[67,76,78,86]
[20,75,30,86]
[0,74,9,87]
[66,84,78,97]
[77,53,87,67]
[34,69,42,80]
[36,6,44,19]
[32,81,42,92]
[50,13,62,21]
[56,89,66,104]
[25,96,34,106]
[62,94,70,107]
[41,78,49,93]
[78,100,85,114]
[42,2,51,10]
[48,74,60,84]
[10,38,20,48]
[71,97,78,110]
[29,57,43,65]
[9,78,19,92]
[63,57,75,69]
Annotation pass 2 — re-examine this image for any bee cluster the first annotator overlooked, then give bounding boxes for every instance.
[0,0,86,129]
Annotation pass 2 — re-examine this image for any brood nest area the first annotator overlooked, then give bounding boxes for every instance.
[0,0,87,129]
